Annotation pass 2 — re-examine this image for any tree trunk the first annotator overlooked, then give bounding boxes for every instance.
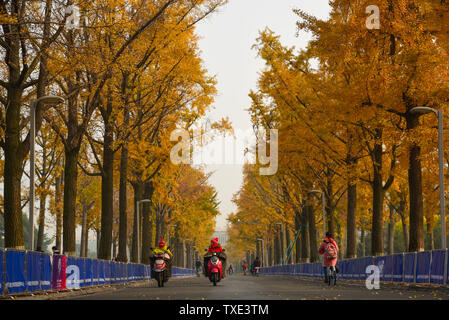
[80,204,87,257]
[131,182,143,262]
[407,114,425,252]
[346,182,357,258]
[371,130,384,256]
[279,224,285,264]
[55,173,63,252]
[3,85,25,249]
[141,182,154,265]
[426,219,434,251]
[2,0,55,250]
[267,242,272,266]
[160,219,166,247]
[274,233,281,265]
[84,228,89,257]
[155,208,163,247]
[172,234,179,267]
[63,146,80,256]
[360,228,365,257]
[401,215,409,252]
[336,220,343,260]
[325,179,335,235]
[187,243,192,269]
[2,3,25,249]
[36,193,47,251]
[112,237,117,259]
[35,0,52,252]
[300,208,310,263]
[118,107,129,262]
[295,209,301,264]
[98,97,115,260]
[308,204,318,262]
[387,205,395,255]
[179,240,186,268]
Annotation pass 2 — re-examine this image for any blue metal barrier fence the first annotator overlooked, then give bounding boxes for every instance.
[259,249,448,286]
[0,249,195,296]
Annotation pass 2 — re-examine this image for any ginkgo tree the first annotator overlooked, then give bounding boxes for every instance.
[229,0,449,264]
[0,0,228,261]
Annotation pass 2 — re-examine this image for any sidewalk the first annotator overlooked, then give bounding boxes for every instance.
[262,274,449,292]
[1,275,196,300]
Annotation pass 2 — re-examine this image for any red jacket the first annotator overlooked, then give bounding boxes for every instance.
[208,238,223,253]
[318,236,339,267]
[207,243,223,253]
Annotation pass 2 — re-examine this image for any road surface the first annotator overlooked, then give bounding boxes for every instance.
[40,274,449,300]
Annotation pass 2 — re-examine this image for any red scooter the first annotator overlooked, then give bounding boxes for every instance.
[153,252,171,287]
[207,252,223,286]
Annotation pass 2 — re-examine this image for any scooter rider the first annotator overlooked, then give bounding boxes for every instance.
[204,238,227,278]
[252,256,261,273]
[151,238,173,278]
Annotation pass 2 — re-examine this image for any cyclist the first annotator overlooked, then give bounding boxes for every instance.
[318,232,339,283]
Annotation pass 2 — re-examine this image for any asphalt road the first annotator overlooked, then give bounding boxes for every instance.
[48,274,449,300]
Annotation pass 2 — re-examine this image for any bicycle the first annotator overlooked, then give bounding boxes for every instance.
[325,266,337,286]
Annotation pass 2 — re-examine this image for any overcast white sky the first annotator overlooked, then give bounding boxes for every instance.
[195,0,331,231]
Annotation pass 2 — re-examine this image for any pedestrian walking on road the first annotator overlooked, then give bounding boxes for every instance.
[228,264,233,275]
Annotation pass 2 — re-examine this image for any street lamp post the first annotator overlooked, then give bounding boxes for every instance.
[410,107,446,250]
[309,190,326,238]
[136,199,151,263]
[29,96,64,251]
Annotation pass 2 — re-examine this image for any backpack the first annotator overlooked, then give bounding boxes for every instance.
[324,241,337,259]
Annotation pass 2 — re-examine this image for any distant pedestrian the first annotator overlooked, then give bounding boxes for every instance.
[228,264,233,275]
[52,246,60,255]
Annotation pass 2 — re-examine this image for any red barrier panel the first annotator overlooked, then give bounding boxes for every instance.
[51,255,67,290]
